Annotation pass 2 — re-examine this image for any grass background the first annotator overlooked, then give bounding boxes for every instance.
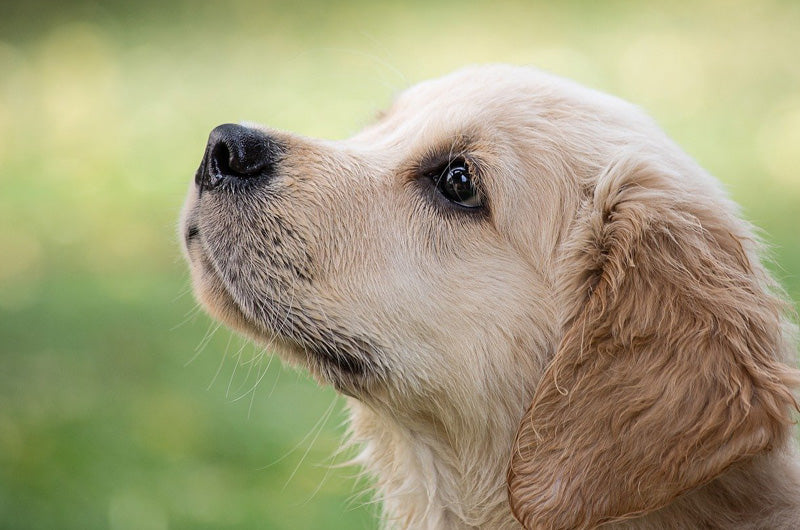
[1,1,799,529]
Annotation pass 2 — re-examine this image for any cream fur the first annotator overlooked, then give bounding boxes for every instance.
[181,65,800,529]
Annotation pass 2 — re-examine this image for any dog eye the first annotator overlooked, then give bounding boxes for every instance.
[430,161,482,208]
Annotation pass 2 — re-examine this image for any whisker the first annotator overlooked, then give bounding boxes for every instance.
[184,320,221,366]
[283,399,337,491]
[169,302,203,332]
[225,340,250,398]
[207,332,234,390]
[258,398,337,471]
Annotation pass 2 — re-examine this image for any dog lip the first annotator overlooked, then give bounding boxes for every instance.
[184,224,200,247]
[186,224,199,240]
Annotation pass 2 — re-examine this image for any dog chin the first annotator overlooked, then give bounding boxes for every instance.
[184,241,366,392]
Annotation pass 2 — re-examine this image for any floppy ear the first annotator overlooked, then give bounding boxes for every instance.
[507,154,799,529]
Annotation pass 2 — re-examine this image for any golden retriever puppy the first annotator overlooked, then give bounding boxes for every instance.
[180,65,800,529]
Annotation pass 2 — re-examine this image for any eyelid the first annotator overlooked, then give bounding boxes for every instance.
[427,160,466,180]
[420,154,471,178]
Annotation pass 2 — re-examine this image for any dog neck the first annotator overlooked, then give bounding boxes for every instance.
[345,395,526,529]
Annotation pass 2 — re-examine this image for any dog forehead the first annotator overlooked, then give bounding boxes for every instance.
[349,64,632,154]
[346,66,537,153]
[398,65,617,119]
[391,65,544,127]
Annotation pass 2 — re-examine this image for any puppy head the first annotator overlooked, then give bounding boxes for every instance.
[181,65,798,527]
[181,65,582,401]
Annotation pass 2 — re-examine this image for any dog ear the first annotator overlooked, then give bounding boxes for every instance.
[507,154,799,529]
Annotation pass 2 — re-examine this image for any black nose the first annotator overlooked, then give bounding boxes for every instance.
[195,123,279,193]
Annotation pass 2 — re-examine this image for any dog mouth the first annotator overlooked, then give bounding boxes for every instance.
[181,187,386,394]
[184,224,200,247]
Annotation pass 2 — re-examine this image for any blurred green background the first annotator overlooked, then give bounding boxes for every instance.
[1,1,799,529]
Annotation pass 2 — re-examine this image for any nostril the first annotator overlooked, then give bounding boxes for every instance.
[210,142,234,179]
[196,123,280,193]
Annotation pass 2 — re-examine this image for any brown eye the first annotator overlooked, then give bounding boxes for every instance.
[431,161,482,208]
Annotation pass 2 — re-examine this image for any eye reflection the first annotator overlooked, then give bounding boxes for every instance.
[430,160,482,208]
